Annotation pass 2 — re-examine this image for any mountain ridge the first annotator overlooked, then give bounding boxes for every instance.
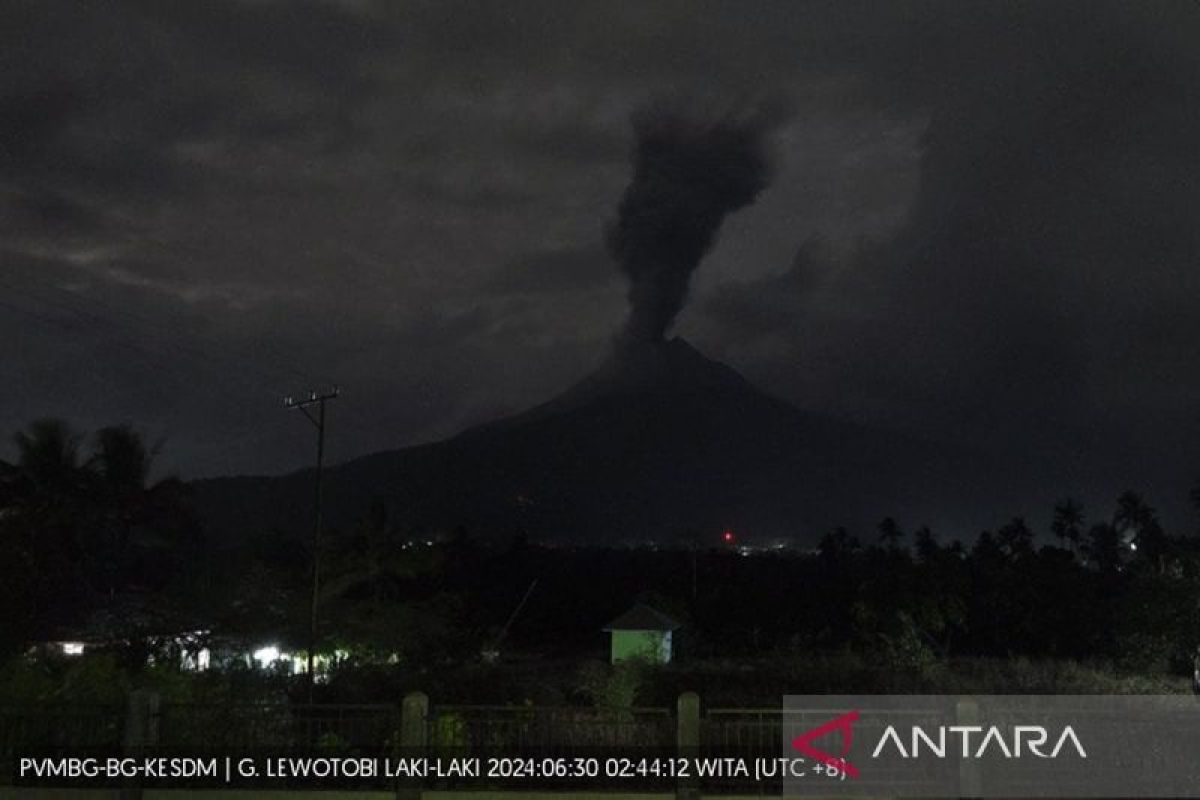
[191,338,1002,546]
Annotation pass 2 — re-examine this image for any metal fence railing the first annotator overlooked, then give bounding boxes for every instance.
[157,702,400,753]
[0,703,125,783]
[704,707,783,755]
[428,704,674,752]
[0,703,124,751]
[1,696,833,792]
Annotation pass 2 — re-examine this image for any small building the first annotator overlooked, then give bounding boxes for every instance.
[602,603,680,664]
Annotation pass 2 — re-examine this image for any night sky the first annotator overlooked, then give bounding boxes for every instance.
[3,2,1199,527]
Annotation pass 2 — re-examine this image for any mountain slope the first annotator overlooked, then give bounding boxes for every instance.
[193,339,997,546]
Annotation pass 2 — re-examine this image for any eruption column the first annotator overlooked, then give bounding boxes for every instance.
[608,102,787,344]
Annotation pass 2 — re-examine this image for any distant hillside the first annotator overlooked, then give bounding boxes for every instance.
[192,338,1014,546]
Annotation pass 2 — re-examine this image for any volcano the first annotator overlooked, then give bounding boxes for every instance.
[194,339,994,546]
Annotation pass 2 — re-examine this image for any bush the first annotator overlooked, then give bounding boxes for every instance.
[429,711,468,748]
[0,655,57,704]
[1115,632,1176,675]
[576,661,646,717]
[877,612,940,675]
[57,654,129,705]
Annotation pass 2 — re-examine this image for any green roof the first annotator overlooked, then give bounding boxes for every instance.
[602,603,680,632]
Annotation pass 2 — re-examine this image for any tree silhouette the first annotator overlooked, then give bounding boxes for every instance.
[1085,523,1122,574]
[2,418,87,512]
[877,517,904,551]
[0,420,93,650]
[0,419,195,651]
[913,526,939,563]
[996,517,1034,560]
[1110,491,1168,571]
[316,501,452,660]
[1051,499,1084,555]
[818,526,861,562]
[90,424,191,599]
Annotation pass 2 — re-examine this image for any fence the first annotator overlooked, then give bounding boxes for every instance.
[0,691,846,796]
[427,704,675,751]
[157,701,401,753]
[1,702,125,777]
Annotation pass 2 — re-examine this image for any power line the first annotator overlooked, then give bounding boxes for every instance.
[284,386,340,702]
[0,281,319,469]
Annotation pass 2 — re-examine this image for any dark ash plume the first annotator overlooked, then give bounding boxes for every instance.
[608,100,789,344]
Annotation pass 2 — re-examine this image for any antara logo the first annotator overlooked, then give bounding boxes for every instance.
[791,710,1087,780]
[871,725,1087,759]
[791,710,861,778]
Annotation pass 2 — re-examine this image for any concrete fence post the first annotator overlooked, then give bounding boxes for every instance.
[120,689,160,800]
[396,691,428,800]
[956,696,982,798]
[676,691,701,800]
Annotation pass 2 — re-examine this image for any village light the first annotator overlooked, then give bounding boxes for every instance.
[61,642,85,656]
[252,646,281,668]
[290,653,308,675]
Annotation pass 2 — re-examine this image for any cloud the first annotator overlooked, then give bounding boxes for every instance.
[2,0,1198,527]
[486,245,617,295]
[691,1,1200,523]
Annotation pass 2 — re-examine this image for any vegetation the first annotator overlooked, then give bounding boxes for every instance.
[3,417,1200,706]
[0,419,200,660]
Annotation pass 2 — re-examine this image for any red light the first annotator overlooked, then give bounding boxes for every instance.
[723,530,735,543]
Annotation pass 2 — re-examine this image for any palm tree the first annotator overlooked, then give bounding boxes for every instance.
[92,425,154,492]
[1113,491,1152,534]
[1085,522,1122,574]
[913,526,939,562]
[0,420,93,641]
[1,418,86,509]
[1111,490,1166,566]
[90,425,189,599]
[877,517,904,550]
[996,517,1034,560]
[1,420,193,622]
[1051,499,1084,555]
[1,419,91,569]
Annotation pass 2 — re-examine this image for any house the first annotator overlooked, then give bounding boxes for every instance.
[602,603,680,664]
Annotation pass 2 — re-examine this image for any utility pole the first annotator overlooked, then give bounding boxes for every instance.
[284,386,339,702]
